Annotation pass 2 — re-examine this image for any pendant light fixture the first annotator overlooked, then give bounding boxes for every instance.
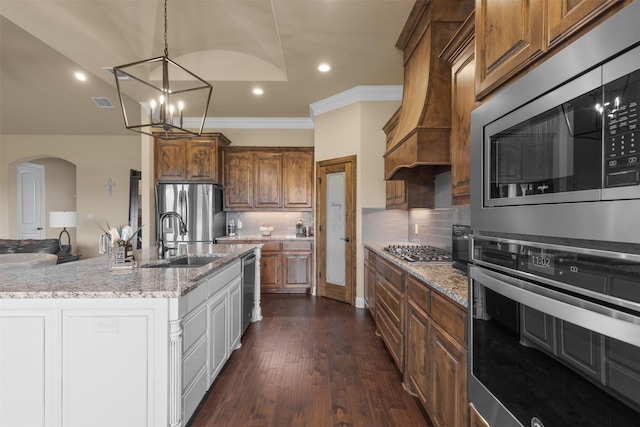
[112,0,212,140]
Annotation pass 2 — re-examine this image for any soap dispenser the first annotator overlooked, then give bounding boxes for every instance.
[296,220,303,237]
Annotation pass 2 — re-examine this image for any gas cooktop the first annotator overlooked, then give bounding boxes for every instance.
[383,244,452,263]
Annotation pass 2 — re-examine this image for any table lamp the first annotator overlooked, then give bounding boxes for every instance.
[49,211,78,252]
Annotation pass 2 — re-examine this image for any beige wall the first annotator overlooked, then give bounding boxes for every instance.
[217,128,314,147]
[1,135,141,258]
[314,100,400,305]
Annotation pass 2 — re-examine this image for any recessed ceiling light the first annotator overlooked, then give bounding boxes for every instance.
[318,64,331,72]
[74,72,87,81]
[253,88,264,95]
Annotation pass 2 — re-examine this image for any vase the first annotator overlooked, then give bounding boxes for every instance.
[109,246,126,271]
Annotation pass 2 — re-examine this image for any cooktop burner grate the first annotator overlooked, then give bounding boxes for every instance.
[383,244,452,263]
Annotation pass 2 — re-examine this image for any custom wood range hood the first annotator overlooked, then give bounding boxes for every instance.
[384,0,473,181]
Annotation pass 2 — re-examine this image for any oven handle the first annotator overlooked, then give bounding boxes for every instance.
[470,265,640,347]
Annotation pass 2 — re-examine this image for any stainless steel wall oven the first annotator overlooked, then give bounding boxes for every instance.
[469,4,640,426]
[469,236,640,427]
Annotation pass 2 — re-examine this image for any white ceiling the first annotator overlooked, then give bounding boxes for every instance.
[0,0,414,136]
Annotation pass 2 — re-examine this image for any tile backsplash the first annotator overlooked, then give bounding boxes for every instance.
[226,211,314,237]
[363,171,470,249]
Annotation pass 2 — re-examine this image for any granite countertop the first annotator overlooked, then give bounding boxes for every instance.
[217,234,314,242]
[0,243,259,299]
[365,242,468,308]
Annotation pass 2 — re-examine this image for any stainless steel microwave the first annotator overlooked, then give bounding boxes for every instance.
[471,3,640,245]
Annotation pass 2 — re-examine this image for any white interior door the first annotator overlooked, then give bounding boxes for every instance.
[17,162,45,239]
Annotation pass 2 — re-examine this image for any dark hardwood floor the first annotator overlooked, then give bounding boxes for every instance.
[188,294,432,427]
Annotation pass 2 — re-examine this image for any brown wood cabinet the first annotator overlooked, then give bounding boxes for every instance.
[364,248,377,314]
[283,151,314,210]
[365,249,468,425]
[386,180,406,209]
[223,147,313,211]
[442,12,476,206]
[254,153,283,209]
[476,0,630,100]
[235,239,312,293]
[374,256,406,372]
[154,134,231,184]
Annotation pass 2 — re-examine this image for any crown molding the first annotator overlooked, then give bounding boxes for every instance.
[309,85,402,118]
[175,85,403,130]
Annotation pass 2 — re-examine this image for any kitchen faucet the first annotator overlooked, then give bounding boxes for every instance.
[157,211,188,258]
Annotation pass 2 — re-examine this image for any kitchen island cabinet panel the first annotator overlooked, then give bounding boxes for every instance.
[0,244,256,427]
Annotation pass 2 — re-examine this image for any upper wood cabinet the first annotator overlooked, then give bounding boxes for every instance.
[442,12,476,206]
[223,147,314,211]
[154,133,231,184]
[254,152,283,209]
[475,0,630,99]
[283,151,314,210]
[475,0,545,99]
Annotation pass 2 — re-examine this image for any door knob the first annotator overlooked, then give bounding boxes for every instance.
[37,227,43,230]
[340,237,350,242]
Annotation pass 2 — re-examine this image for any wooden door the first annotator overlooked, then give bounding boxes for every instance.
[316,156,356,304]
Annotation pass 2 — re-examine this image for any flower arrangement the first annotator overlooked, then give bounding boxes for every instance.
[97,223,143,248]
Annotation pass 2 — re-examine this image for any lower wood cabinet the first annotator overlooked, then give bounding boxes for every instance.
[364,248,468,427]
[364,248,377,314]
[375,256,406,371]
[236,239,313,293]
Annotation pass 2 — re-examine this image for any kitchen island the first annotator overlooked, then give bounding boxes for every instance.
[0,243,261,427]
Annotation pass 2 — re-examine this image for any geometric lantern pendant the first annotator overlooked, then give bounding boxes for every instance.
[113,55,212,140]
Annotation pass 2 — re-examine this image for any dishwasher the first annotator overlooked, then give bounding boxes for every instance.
[241,252,256,335]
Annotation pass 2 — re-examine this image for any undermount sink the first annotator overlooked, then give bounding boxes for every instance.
[142,255,223,269]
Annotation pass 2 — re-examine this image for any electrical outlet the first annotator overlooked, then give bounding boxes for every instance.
[414,223,419,235]
[94,317,119,333]
[237,220,243,229]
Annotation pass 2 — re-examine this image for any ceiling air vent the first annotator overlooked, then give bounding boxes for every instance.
[92,97,114,108]
[102,67,131,81]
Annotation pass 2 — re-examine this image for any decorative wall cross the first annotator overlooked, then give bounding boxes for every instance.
[105,177,116,196]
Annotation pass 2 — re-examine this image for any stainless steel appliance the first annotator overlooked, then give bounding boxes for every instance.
[383,244,451,263]
[469,235,640,427]
[241,251,256,335]
[155,184,225,246]
[468,5,640,426]
[470,2,640,244]
[452,225,471,274]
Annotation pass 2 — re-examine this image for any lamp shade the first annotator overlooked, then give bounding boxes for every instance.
[49,211,78,228]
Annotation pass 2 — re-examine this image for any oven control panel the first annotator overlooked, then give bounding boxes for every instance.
[472,236,640,309]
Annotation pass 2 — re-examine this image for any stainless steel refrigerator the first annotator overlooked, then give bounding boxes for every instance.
[155,184,226,245]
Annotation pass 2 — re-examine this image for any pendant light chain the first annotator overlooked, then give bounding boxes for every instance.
[163,0,169,58]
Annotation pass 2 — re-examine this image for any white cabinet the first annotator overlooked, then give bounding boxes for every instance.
[0,300,169,427]
[179,260,242,424]
[0,256,247,427]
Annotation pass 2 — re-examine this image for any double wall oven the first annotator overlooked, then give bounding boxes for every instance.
[469,4,640,427]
